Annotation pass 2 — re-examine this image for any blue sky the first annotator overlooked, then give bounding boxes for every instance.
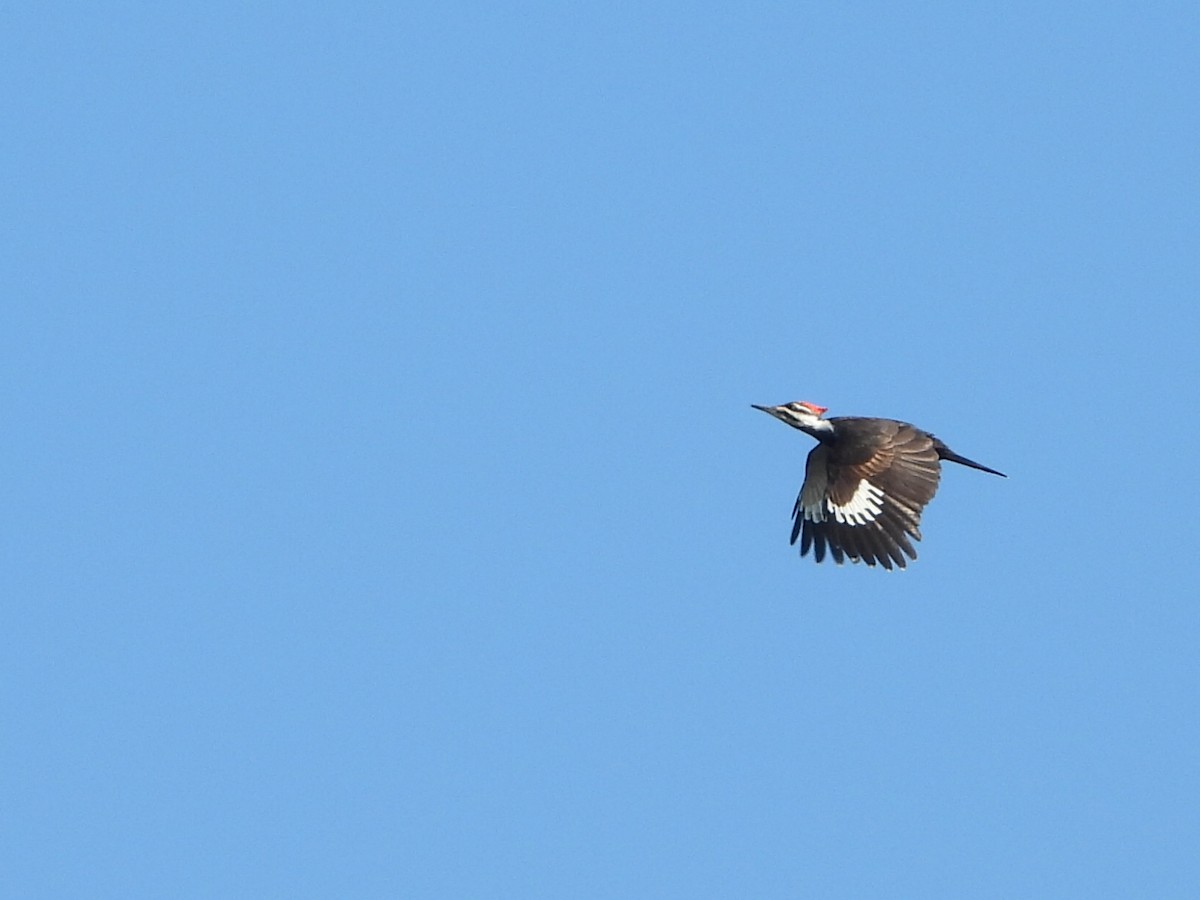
[4,2,1199,897]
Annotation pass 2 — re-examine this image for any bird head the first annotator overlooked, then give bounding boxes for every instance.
[752,401,831,434]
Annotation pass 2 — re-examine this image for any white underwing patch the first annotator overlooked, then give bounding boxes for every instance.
[806,478,885,526]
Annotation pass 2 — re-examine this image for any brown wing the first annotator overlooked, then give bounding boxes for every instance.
[792,423,941,569]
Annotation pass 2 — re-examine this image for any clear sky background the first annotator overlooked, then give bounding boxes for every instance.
[4,3,1198,897]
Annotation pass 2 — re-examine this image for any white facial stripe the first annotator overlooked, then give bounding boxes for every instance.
[827,479,885,526]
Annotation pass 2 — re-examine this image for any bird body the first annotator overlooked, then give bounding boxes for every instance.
[753,401,1005,569]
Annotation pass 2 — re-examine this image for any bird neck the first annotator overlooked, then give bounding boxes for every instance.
[800,418,836,441]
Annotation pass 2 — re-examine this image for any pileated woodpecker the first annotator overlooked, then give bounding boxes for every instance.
[753,401,1005,569]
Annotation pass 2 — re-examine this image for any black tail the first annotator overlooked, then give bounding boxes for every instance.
[935,443,1007,477]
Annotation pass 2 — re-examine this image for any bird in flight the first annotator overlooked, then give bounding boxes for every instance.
[753,401,1005,569]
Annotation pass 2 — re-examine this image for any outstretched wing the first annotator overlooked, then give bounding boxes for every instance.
[792,422,941,569]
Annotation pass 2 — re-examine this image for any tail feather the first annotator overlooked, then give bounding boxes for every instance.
[936,445,1007,477]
